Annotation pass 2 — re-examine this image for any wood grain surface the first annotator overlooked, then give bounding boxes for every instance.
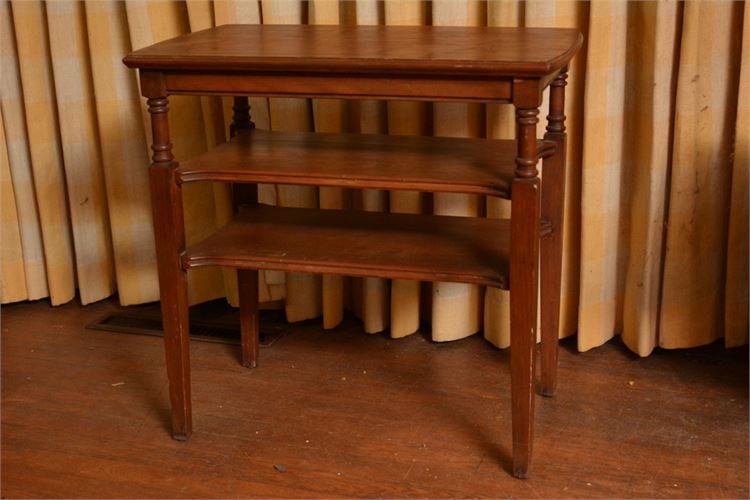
[1,299,747,498]
[124,25,583,77]
[183,204,552,289]
[177,129,556,199]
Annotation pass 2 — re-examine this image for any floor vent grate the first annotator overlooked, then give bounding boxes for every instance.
[86,300,285,347]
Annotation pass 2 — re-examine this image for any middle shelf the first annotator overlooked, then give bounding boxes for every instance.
[184,204,552,289]
[177,129,556,199]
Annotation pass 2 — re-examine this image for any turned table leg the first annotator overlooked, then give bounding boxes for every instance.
[230,96,257,209]
[510,100,541,479]
[540,68,568,397]
[148,95,192,440]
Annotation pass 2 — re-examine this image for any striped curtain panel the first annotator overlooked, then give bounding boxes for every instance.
[1,0,747,356]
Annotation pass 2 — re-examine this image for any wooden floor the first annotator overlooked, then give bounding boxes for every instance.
[1,298,747,499]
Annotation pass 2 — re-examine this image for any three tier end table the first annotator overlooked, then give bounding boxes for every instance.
[124,24,583,479]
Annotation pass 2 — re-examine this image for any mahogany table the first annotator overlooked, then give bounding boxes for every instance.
[124,24,583,479]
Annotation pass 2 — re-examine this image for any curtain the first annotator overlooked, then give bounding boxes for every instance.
[1,0,747,356]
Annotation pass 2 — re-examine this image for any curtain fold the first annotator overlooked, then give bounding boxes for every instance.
[725,0,749,348]
[660,0,745,349]
[1,0,48,303]
[84,0,158,305]
[384,0,429,339]
[429,0,485,343]
[619,0,680,356]
[1,0,746,357]
[7,0,76,305]
[46,0,116,305]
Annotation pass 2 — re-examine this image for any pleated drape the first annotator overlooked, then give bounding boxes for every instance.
[1,0,747,357]
[660,0,745,349]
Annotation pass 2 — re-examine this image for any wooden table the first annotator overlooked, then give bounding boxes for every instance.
[124,24,582,479]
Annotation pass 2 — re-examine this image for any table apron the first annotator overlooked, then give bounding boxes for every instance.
[161,71,515,102]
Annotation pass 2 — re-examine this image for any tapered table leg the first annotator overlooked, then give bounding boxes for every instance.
[510,104,541,479]
[230,97,260,368]
[540,68,568,397]
[238,269,260,368]
[147,95,192,440]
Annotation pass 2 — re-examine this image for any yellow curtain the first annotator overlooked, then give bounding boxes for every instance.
[1,0,747,356]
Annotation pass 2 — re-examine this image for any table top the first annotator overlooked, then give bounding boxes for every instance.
[124,25,582,77]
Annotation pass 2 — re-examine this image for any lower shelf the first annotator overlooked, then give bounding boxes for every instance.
[183,204,552,290]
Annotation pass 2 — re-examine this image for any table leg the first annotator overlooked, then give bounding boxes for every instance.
[238,269,260,368]
[540,68,568,397]
[510,105,541,479]
[147,95,192,440]
[230,96,257,209]
[230,96,260,368]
